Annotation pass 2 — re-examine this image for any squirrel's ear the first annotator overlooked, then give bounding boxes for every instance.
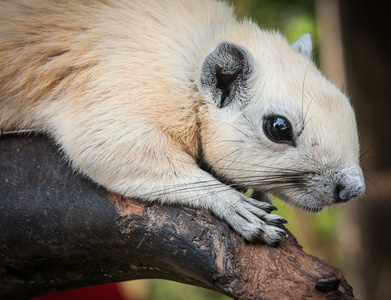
[199,41,253,109]
[291,32,313,58]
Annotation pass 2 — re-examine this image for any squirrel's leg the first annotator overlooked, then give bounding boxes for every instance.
[108,156,287,246]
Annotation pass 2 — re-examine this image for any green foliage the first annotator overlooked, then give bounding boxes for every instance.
[229,0,315,30]
[121,279,231,300]
[147,280,230,300]
[228,0,319,63]
[272,196,344,268]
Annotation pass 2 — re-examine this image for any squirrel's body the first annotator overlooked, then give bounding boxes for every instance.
[0,0,365,245]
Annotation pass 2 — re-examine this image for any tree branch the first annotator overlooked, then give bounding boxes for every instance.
[0,135,355,299]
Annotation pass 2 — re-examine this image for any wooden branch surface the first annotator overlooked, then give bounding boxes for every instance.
[0,135,355,299]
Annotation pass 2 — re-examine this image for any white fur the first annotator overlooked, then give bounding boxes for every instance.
[0,0,365,245]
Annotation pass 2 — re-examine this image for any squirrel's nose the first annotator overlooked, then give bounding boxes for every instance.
[334,183,360,203]
[333,169,365,203]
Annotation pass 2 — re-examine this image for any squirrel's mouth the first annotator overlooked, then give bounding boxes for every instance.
[239,187,325,214]
[269,191,325,213]
[290,202,323,214]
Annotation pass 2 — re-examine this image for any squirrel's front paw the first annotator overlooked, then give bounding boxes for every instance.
[218,195,287,246]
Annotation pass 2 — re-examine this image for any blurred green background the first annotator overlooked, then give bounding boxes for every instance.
[120,0,345,299]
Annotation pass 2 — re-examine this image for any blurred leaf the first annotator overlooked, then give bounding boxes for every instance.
[147,280,231,300]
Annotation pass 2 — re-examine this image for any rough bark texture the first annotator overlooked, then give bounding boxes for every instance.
[0,135,355,299]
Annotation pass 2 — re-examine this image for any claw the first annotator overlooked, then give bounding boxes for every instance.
[268,239,281,248]
[262,204,277,214]
[263,214,287,226]
[258,226,286,246]
[221,193,287,245]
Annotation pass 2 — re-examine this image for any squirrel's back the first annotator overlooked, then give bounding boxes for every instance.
[0,0,236,155]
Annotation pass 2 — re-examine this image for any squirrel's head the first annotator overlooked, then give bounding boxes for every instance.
[197,30,365,212]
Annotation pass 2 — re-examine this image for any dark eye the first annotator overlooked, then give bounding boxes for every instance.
[263,116,294,145]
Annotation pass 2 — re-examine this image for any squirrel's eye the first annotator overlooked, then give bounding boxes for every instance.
[263,116,294,145]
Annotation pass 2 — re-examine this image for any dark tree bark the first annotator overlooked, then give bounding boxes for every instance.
[338,1,391,299]
[0,135,355,299]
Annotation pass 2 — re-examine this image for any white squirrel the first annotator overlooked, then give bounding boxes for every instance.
[0,0,365,246]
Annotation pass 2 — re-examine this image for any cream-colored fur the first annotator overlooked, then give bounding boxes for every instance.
[0,0,365,245]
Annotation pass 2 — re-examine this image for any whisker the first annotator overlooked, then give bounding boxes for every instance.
[211,156,305,174]
[303,91,321,127]
[214,147,243,169]
[202,139,246,144]
[361,170,377,190]
[219,121,250,139]
[359,147,374,162]
[139,172,305,201]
